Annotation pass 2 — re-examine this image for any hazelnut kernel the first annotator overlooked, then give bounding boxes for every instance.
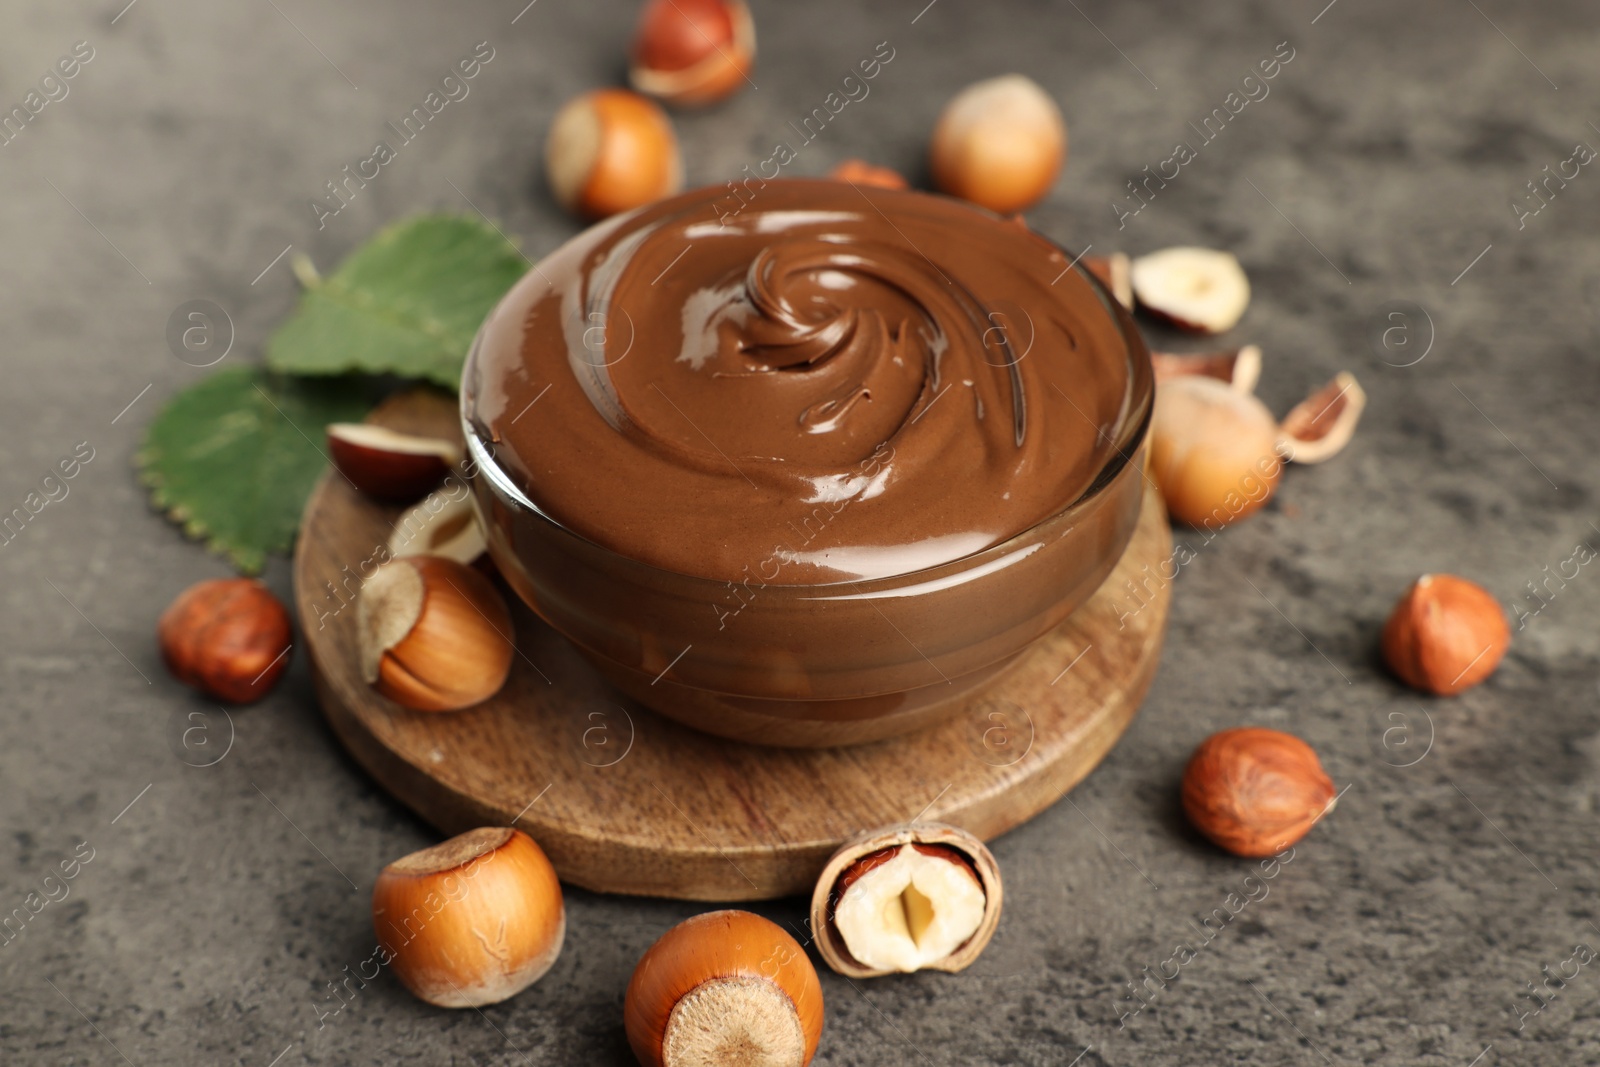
[1182,727,1336,858]
[1382,574,1509,696]
[158,578,292,703]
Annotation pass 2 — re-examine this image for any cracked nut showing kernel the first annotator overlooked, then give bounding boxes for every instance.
[1131,247,1251,334]
[810,823,1002,978]
[326,422,460,503]
[373,826,565,1008]
[1382,574,1509,696]
[628,0,755,108]
[625,909,824,1067]
[1182,727,1336,857]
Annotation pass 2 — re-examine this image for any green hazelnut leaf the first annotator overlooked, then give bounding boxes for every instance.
[136,366,373,573]
[265,215,528,389]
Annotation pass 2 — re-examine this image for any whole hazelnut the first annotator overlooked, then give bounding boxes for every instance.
[629,0,755,108]
[373,826,565,1008]
[1182,727,1336,857]
[1382,574,1509,696]
[545,89,683,219]
[1148,375,1282,529]
[625,910,823,1067]
[357,556,514,712]
[158,578,292,703]
[930,74,1066,215]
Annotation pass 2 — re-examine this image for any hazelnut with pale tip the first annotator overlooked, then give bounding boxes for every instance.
[373,826,565,1008]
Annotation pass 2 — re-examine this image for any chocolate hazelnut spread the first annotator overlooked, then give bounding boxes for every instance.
[464,179,1137,584]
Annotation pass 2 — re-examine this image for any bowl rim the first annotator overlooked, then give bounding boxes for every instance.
[461,236,1154,595]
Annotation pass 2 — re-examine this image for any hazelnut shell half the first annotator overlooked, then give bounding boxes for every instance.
[326,423,460,503]
[1151,345,1262,395]
[628,0,756,108]
[1277,371,1367,464]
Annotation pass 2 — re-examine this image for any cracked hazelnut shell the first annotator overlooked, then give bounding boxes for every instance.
[1151,345,1261,394]
[1277,371,1367,464]
[629,0,755,107]
[388,493,487,565]
[810,823,1002,979]
[326,423,460,503]
[1132,247,1251,334]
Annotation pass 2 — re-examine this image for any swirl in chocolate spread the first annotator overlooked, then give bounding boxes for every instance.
[464,179,1140,584]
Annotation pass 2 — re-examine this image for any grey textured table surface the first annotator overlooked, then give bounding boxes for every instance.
[3,1,1598,1064]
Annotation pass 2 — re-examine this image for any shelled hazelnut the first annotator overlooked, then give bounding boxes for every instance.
[809,823,1002,978]
[373,827,564,1008]
[1382,574,1509,695]
[625,910,823,1067]
[158,578,292,703]
[828,159,908,190]
[1182,728,1336,857]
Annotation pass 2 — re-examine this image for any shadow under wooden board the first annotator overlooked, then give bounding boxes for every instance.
[294,391,1172,901]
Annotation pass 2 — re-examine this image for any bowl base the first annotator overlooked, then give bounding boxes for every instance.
[589,647,1032,747]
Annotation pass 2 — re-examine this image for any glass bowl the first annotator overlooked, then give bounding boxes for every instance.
[461,255,1153,747]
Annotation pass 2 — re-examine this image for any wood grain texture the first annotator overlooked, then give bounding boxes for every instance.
[293,390,1172,901]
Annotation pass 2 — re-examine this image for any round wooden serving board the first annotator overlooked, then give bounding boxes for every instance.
[294,392,1171,901]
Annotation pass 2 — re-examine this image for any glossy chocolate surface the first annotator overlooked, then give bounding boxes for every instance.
[464,179,1139,584]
